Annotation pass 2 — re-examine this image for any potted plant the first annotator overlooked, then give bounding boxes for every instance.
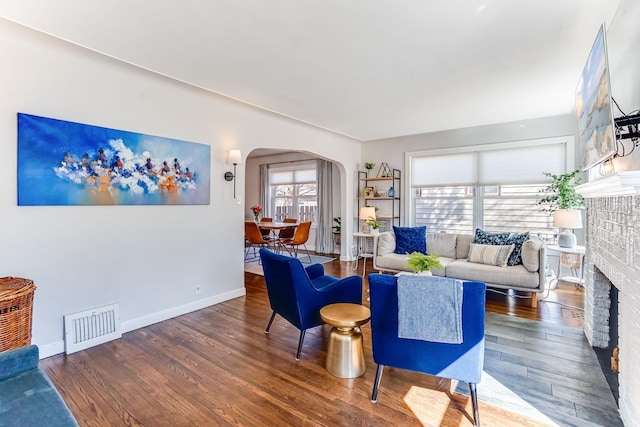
[364,162,376,172]
[404,252,443,275]
[364,216,383,233]
[538,170,585,248]
[537,170,584,212]
[332,216,341,246]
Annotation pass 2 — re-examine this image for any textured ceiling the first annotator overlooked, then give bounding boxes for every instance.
[0,0,621,140]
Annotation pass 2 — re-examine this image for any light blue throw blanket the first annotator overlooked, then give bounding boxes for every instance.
[397,274,463,344]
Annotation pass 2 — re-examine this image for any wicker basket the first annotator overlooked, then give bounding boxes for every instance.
[0,277,36,352]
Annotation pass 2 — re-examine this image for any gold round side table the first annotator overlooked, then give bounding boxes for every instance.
[320,303,371,378]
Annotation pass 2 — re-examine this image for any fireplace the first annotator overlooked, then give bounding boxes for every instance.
[576,171,640,426]
[591,267,619,404]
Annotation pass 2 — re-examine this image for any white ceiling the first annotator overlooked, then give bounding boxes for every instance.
[0,0,621,141]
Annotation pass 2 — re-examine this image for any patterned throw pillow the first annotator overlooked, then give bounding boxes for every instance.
[393,226,427,254]
[506,232,530,266]
[468,243,515,267]
[473,228,509,246]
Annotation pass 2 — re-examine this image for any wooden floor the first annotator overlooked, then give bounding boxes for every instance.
[40,257,619,427]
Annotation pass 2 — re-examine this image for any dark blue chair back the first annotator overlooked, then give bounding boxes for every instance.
[368,273,486,425]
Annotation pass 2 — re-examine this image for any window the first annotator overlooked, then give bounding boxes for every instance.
[409,137,572,238]
[269,163,317,223]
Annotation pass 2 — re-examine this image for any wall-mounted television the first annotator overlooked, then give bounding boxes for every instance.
[576,24,617,171]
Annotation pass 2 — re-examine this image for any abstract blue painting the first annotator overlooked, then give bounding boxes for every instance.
[17,113,210,205]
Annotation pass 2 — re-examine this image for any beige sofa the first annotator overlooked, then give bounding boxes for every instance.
[372,231,547,307]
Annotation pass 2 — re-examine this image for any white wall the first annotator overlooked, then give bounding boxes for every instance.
[0,19,361,357]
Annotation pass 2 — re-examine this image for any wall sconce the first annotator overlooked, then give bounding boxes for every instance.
[224,149,242,198]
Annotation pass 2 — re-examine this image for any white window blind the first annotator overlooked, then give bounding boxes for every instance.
[412,152,477,187]
[411,140,566,187]
[478,144,565,185]
[269,166,316,185]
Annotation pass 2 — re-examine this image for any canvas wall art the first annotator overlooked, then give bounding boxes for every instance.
[17,113,211,205]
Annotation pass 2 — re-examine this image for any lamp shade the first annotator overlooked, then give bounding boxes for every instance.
[359,206,376,220]
[228,149,242,165]
[553,209,583,229]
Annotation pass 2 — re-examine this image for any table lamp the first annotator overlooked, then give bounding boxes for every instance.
[359,206,376,233]
[553,209,583,248]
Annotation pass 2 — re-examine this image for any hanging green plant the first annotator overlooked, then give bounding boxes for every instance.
[537,170,585,212]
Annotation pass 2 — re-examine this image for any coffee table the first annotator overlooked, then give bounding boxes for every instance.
[320,303,371,378]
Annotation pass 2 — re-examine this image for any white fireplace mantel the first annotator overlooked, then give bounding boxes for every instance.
[576,171,640,198]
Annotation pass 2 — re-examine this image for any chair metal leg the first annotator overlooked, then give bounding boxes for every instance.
[295,329,306,360]
[303,243,312,263]
[469,382,480,426]
[265,311,277,334]
[371,364,384,402]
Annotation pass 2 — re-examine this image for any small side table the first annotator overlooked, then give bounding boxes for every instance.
[353,232,376,278]
[320,303,371,378]
[546,244,586,287]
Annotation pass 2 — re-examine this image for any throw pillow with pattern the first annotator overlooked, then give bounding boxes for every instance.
[506,232,530,266]
[473,228,509,245]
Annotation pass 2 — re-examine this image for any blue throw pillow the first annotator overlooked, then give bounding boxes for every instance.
[506,232,530,266]
[473,228,509,246]
[393,226,427,254]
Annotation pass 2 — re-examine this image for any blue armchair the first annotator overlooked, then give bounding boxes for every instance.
[368,273,486,426]
[259,248,363,360]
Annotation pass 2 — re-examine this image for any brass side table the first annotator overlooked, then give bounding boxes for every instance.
[320,303,371,378]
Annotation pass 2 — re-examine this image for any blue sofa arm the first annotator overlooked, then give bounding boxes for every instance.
[305,263,325,280]
[0,345,79,426]
[0,344,39,381]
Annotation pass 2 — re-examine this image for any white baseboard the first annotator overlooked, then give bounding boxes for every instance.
[37,287,246,359]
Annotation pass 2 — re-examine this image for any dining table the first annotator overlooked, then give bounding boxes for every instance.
[257,221,298,241]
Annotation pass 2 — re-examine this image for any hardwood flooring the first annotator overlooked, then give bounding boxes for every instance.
[40,257,620,426]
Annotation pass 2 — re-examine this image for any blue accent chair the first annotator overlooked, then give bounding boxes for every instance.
[368,274,486,426]
[259,248,363,360]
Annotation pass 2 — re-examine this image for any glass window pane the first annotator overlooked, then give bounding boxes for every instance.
[483,184,555,239]
[414,186,474,234]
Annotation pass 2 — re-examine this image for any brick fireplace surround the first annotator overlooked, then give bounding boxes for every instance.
[576,171,640,426]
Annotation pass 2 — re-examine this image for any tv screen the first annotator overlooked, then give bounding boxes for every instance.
[576,24,617,171]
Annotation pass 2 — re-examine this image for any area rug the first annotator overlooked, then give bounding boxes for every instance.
[244,253,335,276]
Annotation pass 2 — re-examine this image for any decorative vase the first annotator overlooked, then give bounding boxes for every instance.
[254,213,260,223]
[388,187,395,197]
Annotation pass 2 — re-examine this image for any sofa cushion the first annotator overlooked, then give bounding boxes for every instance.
[505,232,530,266]
[456,234,474,259]
[427,233,457,258]
[377,232,396,257]
[473,228,509,245]
[446,260,540,289]
[393,226,427,254]
[467,243,514,267]
[521,237,544,272]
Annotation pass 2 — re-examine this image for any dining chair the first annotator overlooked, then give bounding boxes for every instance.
[277,218,298,240]
[259,248,362,360]
[279,221,312,263]
[368,273,486,426]
[260,217,274,240]
[245,221,275,262]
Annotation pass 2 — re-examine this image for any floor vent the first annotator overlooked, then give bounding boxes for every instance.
[64,303,122,354]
